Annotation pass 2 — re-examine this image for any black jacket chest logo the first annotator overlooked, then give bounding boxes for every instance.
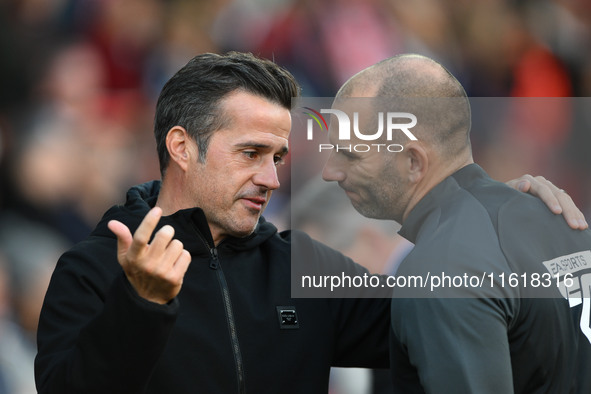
[276,306,299,329]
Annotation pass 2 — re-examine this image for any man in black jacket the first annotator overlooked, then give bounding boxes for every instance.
[36,51,585,393]
[35,51,394,394]
[322,54,591,393]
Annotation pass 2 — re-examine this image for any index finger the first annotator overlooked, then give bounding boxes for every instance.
[128,207,163,258]
[555,191,589,230]
[528,176,588,229]
[508,175,588,230]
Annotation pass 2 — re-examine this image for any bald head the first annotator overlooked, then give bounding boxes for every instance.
[339,54,464,97]
[338,54,472,158]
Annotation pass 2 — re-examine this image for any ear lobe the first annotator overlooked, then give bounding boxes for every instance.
[166,126,192,171]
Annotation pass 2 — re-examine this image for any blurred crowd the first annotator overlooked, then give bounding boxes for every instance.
[0,0,590,392]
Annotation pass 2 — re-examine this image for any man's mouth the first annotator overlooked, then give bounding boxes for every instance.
[241,196,267,211]
[338,183,354,196]
[339,184,360,202]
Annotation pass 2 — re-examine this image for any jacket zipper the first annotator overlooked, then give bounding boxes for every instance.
[201,236,246,394]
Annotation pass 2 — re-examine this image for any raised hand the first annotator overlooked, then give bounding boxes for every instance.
[507,174,588,230]
[107,207,192,304]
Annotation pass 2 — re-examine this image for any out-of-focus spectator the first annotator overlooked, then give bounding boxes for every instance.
[255,0,402,96]
[0,215,68,339]
[2,40,158,244]
[88,0,164,92]
[0,215,69,394]
[386,0,461,76]
[0,254,12,394]
[145,0,224,100]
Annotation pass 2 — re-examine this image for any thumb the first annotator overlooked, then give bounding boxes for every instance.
[108,220,133,264]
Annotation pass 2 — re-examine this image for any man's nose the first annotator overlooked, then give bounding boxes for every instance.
[253,159,281,190]
[322,153,345,182]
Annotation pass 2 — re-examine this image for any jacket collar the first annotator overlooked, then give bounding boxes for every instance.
[93,180,278,256]
[399,164,487,244]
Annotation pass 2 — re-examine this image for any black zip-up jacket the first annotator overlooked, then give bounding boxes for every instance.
[35,181,390,394]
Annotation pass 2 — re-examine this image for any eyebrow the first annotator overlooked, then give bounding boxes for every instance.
[235,142,289,155]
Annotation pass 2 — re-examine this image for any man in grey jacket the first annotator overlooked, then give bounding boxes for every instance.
[322,54,591,393]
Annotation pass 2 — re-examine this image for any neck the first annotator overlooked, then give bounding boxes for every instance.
[156,171,225,245]
[401,154,473,223]
[155,172,187,216]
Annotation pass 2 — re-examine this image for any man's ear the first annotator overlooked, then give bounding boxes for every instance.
[166,126,193,172]
[404,141,428,184]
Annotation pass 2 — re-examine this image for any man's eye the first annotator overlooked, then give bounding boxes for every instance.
[244,151,258,159]
[274,156,285,166]
[337,150,356,160]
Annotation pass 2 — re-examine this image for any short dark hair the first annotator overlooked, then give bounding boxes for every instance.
[154,51,300,175]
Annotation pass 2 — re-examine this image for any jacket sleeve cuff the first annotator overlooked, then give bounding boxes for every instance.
[118,272,180,314]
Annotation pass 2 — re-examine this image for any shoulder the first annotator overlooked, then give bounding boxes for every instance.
[497,192,591,275]
[53,232,120,288]
[51,207,127,295]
